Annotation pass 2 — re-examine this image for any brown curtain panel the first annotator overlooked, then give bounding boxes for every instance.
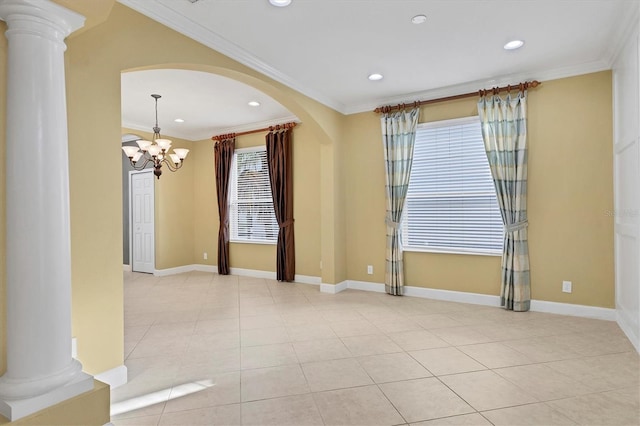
[266,129,295,281]
[214,137,235,275]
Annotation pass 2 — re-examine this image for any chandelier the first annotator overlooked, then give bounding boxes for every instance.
[122,94,189,179]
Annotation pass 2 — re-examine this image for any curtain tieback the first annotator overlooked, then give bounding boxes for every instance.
[385,216,401,230]
[504,220,528,233]
[279,219,294,229]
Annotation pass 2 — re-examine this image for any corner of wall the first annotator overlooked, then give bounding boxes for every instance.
[0,20,6,377]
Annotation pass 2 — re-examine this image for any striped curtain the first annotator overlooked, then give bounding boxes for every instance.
[478,93,530,311]
[381,108,419,296]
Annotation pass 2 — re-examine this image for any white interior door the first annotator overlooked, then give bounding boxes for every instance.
[131,170,155,273]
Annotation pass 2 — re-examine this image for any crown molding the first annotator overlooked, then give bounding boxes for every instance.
[346,59,612,115]
[120,121,153,136]
[605,0,640,67]
[117,0,347,113]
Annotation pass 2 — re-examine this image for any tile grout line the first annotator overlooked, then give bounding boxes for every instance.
[116,271,639,425]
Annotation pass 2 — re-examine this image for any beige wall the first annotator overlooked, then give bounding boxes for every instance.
[155,149,196,269]
[65,34,124,374]
[345,71,614,308]
[329,125,348,284]
[192,127,322,277]
[527,72,614,307]
[34,1,341,375]
[192,139,218,267]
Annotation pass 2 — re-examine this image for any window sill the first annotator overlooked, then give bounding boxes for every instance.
[230,239,277,246]
[403,246,502,257]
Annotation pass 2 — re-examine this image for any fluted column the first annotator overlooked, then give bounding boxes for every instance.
[0,0,93,421]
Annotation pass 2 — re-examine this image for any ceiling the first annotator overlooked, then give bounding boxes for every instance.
[121,69,297,141]
[117,0,637,141]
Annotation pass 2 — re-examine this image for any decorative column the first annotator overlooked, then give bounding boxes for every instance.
[0,0,93,421]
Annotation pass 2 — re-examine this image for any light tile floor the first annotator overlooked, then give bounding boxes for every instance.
[111,271,639,426]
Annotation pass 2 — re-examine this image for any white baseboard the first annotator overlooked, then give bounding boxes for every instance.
[530,299,616,321]
[193,264,217,273]
[324,279,616,320]
[229,267,321,285]
[148,267,619,323]
[404,285,502,307]
[229,267,274,279]
[616,308,640,352]
[153,264,321,286]
[153,265,195,276]
[294,274,322,285]
[341,280,500,306]
[94,365,128,389]
[347,280,386,293]
[122,264,131,272]
[320,281,348,294]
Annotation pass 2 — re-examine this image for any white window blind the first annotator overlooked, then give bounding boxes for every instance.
[229,146,278,244]
[402,116,504,255]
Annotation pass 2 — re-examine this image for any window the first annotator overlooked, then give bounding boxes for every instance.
[229,146,278,244]
[402,116,503,255]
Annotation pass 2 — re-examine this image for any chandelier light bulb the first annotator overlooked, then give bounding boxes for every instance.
[147,145,162,157]
[174,148,190,160]
[136,139,152,151]
[156,139,172,151]
[122,145,140,158]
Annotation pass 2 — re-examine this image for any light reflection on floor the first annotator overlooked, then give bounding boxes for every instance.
[110,380,216,416]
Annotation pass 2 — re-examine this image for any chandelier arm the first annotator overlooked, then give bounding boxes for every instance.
[129,159,147,170]
[161,157,183,172]
[130,157,153,171]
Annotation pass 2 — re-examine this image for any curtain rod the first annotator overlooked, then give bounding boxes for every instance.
[374,80,541,114]
[211,121,297,141]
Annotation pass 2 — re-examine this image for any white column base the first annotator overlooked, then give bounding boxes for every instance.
[95,365,128,389]
[0,372,94,421]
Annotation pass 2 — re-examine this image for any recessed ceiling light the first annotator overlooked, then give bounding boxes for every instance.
[504,39,524,50]
[174,118,184,123]
[248,101,261,107]
[368,73,383,81]
[269,0,291,7]
[411,14,427,24]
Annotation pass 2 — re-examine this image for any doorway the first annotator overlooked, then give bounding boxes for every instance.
[130,169,155,273]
